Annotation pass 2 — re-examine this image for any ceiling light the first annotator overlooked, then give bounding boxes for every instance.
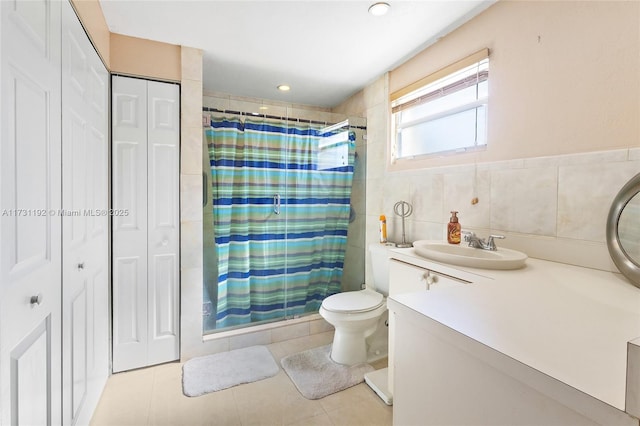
[259,106,269,110]
[277,84,290,92]
[368,2,390,16]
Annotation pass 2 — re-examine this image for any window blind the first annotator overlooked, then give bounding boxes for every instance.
[392,68,488,114]
[390,48,489,103]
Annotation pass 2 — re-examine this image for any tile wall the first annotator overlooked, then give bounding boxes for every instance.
[179,47,206,360]
[201,316,335,354]
[374,148,639,271]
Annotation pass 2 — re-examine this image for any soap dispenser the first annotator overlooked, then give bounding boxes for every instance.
[447,211,461,244]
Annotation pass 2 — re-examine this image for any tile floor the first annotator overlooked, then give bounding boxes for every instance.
[90,331,392,426]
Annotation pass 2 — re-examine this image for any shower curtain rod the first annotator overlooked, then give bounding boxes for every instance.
[202,106,366,130]
[319,119,349,135]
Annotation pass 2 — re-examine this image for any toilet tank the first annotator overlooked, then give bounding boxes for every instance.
[368,244,391,296]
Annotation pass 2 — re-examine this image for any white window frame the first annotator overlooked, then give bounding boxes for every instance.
[390,49,490,163]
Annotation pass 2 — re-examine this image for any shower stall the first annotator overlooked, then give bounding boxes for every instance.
[202,106,366,333]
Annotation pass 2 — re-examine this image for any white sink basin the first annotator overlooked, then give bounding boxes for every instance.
[412,240,527,270]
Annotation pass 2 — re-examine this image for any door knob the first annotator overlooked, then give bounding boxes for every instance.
[77,262,85,271]
[30,294,43,306]
[161,239,169,247]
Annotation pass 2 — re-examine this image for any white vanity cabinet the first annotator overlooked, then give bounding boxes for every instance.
[387,257,471,398]
[387,253,640,426]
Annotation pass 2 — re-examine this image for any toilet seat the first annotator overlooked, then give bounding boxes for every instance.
[322,290,384,314]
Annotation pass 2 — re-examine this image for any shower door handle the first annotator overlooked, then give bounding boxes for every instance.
[273,194,281,215]
[203,172,208,207]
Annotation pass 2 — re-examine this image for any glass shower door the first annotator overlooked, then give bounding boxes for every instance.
[203,113,356,333]
[207,116,290,330]
[281,121,355,318]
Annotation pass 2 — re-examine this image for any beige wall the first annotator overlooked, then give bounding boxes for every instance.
[70,0,111,67]
[70,0,182,82]
[388,0,640,170]
[110,33,182,81]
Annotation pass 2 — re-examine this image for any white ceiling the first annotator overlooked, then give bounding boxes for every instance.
[99,0,494,108]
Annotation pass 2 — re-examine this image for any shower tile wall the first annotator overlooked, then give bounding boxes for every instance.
[180,47,206,360]
[205,318,334,354]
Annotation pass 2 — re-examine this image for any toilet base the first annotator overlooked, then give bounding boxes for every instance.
[330,328,368,365]
[365,311,389,363]
[319,294,387,366]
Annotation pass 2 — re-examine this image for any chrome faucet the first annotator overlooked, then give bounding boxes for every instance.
[463,232,505,251]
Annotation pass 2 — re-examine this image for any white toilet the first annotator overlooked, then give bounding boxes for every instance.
[319,244,391,365]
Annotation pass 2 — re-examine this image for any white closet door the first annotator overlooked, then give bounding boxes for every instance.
[112,76,149,372]
[146,81,180,365]
[61,2,109,425]
[0,1,62,425]
[112,76,179,372]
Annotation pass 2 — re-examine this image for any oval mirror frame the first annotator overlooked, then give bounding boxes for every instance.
[606,172,640,288]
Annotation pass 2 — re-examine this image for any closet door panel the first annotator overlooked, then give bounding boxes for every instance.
[70,280,88,417]
[0,0,62,424]
[5,66,54,271]
[113,77,147,238]
[147,81,180,363]
[114,257,143,338]
[82,59,109,426]
[112,76,149,372]
[66,111,88,243]
[61,2,109,424]
[113,77,179,371]
[147,254,179,365]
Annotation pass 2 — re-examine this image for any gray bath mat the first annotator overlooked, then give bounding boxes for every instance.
[280,344,374,400]
[182,345,279,397]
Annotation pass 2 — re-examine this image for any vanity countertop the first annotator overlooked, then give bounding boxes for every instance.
[388,248,640,413]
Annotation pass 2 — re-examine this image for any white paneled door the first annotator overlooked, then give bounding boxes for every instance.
[61,2,110,425]
[112,76,148,372]
[112,76,180,373]
[145,81,181,367]
[0,1,63,425]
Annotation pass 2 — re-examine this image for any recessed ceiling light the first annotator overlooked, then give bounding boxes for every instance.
[277,84,291,92]
[259,106,269,110]
[368,2,390,16]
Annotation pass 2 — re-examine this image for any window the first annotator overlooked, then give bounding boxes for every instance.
[391,49,489,160]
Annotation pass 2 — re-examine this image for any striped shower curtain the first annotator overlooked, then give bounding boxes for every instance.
[206,115,355,328]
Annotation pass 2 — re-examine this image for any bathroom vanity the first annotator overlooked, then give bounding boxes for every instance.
[387,248,640,425]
